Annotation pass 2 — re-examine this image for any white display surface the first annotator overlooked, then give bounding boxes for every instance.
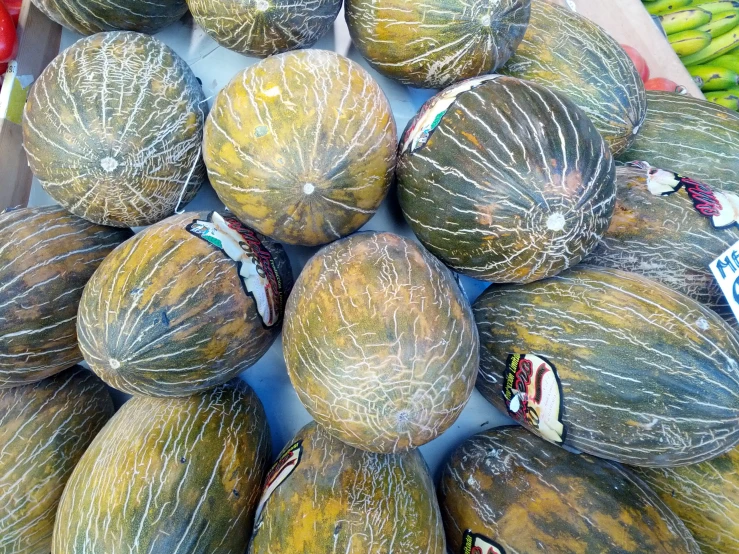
[28,11,511,479]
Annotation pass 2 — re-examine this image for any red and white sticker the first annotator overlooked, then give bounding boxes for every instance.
[461,530,506,554]
[503,354,565,444]
[253,440,303,525]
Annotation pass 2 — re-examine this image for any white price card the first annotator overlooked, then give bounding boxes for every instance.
[710,239,739,321]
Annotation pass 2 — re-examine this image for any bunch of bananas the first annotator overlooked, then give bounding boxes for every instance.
[644,0,739,109]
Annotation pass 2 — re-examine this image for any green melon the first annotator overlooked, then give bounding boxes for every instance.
[619,91,739,191]
[397,74,615,284]
[187,0,342,57]
[584,163,739,327]
[283,231,478,453]
[52,380,270,554]
[345,0,531,89]
[77,211,293,397]
[0,205,132,389]
[204,49,397,247]
[473,265,739,467]
[23,32,206,228]
[633,446,739,553]
[31,0,187,34]
[500,0,647,156]
[0,367,113,554]
[249,421,445,553]
[439,426,699,554]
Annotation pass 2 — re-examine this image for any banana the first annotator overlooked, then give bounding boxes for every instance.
[669,29,713,56]
[688,1,739,13]
[687,64,739,89]
[704,89,739,109]
[697,9,739,36]
[680,27,739,63]
[708,52,739,70]
[646,0,694,16]
[661,8,712,34]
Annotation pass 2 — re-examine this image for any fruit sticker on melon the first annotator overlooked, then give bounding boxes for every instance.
[473,265,739,467]
[187,0,342,57]
[248,422,446,554]
[0,205,132,389]
[52,380,270,554]
[77,211,293,397]
[31,0,187,34]
[501,0,647,156]
[397,74,616,284]
[345,0,531,89]
[283,231,478,453]
[204,49,397,247]
[22,32,206,227]
[438,427,700,554]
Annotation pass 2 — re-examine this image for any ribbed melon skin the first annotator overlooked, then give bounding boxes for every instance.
[204,50,397,247]
[501,0,646,156]
[249,421,445,554]
[397,75,615,284]
[473,265,739,467]
[52,380,270,554]
[187,0,342,57]
[23,32,206,228]
[634,446,739,553]
[345,0,531,89]
[77,211,293,397]
[439,427,700,554]
[283,231,478,453]
[585,165,739,327]
[0,367,113,554]
[620,91,739,191]
[0,205,132,389]
[30,0,187,34]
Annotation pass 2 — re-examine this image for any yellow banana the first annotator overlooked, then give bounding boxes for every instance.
[661,8,712,34]
[680,27,739,63]
[697,9,739,36]
[689,1,739,13]
[669,30,713,56]
[704,89,739,109]
[687,64,739,89]
[709,52,739,70]
[646,0,694,16]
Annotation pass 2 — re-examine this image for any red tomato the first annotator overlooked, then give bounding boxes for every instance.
[0,2,16,63]
[0,0,20,26]
[645,77,680,92]
[621,44,650,82]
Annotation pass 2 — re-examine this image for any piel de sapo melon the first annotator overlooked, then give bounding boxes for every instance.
[473,265,739,467]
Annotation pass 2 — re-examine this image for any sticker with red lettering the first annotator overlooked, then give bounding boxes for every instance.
[253,440,303,526]
[627,161,739,230]
[503,354,565,445]
[460,530,506,554]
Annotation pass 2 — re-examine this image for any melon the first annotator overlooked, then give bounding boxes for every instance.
[345,0,531,89]
[249,421,445,553]
[283,231,478,453]
[473,265,739,467]
[634,446,739,553]
[439,426,700,554]
[23,32,206,228]
[500,0,647,156]
[397,75,616,284]
[187,0,342,57]
[619,91,739,191]
[31,0,187,34]
[0,205,132,389]
[204,49,396,247]
[584,163,739,327]
[0,367,113,554]
[52,380,270,554]
[77,211,293,397]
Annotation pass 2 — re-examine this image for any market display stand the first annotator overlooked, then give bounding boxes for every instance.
[8,0,704,475]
